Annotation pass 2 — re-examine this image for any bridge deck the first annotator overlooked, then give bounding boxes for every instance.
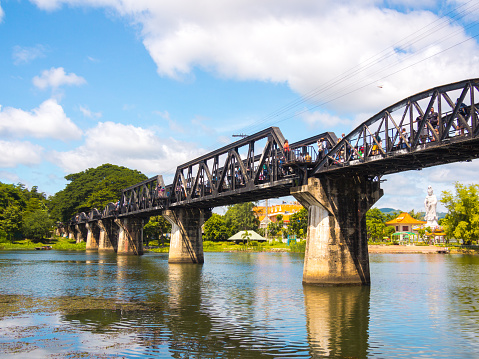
[68,78,479,225]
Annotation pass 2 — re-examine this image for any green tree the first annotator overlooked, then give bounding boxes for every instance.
[0,182,27,240]
[408,209,424,221]
[203,213,230,241]
[224,202,259,234]
[441,182,479,245]
[267,214,285,239]
[0,205,23,240]
[143,215,172,246]
[288,208,307,238]
[49,164,147,222]
[0,182,51,240]
[22,209,54,241]
[366,207,394,242]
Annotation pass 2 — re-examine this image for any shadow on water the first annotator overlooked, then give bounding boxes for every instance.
[303,285,370,358]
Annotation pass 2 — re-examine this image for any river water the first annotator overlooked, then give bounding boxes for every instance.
[0,250,478,358]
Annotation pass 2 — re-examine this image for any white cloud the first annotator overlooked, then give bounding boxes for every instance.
[79,105,102,119]
[0,99,82,140]
[0,4,5,23]
[51,121,204,175]
[27,1,479,118]
[377,159,479,212]
[12,44,46,65]
[0,171,20,183]
[300,110,351,129]
[33,67,86,90]
[154,110,185,133]
[0,141,43,167]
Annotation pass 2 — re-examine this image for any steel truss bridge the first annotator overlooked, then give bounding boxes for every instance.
[70,78,479,226]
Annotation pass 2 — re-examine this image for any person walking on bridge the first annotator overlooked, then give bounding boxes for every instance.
[283,140,291,161]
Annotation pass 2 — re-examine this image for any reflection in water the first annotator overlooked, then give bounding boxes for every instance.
[304,285,370,358]
[1,251,479,357]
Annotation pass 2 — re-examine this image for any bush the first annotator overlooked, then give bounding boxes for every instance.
[290,240,306,253]
[0,230,7,243]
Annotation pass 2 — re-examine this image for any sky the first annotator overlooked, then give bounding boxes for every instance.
[1,0,479,213]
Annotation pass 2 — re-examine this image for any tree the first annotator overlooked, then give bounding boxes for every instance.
[203,214,230,241]
[440,182,479,245]
[22,210,54,241]
[267,214,285,238]
[49,164,147,222]
[366,207,394,242]
[0,205,23,241]
[408,209,424,221]
[0,182,51,240]
[224,202,259,234]
[143,215,172,246]
[0,182,27,240]
[288,208,308,238]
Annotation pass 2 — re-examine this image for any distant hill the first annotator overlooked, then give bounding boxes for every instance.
[379,208,447,219]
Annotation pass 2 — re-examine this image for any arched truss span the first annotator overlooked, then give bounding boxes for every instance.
[313,78,479,177]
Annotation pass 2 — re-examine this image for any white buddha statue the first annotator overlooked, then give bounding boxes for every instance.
[424,185,439,228]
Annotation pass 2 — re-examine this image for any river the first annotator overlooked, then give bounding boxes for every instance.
[0,250,478,358]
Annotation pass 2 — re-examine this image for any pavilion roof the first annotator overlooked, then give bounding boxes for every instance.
[386,212,426,225]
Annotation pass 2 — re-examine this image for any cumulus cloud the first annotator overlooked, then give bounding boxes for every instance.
[28,1,479,115]
[0,99,82,140]
[12,44,47,65]
[33,67,86,90]
[0,4,4,23]
[51,121,204,174]
[0,141,43,167]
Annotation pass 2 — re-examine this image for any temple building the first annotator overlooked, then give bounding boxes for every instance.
[386,212,426,233]
[253,202,303,229]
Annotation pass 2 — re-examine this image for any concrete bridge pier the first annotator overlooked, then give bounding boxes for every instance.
[292,176,383,286]
[68,226,75,240]
[163,208,212,264]
[115,217,144,255]
[74,224,88,244]
[97,219,117,252]
[85,222,100,250]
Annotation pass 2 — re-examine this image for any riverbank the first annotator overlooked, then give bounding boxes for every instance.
[368,244,451,254]
[0,237,86,251]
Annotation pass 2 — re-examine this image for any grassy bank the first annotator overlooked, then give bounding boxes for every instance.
[149,240,306,253]
[0,236,86,251]
[0,237,307,253]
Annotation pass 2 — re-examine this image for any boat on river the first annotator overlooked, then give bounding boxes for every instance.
[35,245,53,250]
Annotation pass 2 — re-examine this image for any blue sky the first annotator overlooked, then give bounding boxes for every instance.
[1,0,479,212]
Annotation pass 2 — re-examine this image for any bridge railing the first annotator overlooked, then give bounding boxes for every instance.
[313,78,479,174]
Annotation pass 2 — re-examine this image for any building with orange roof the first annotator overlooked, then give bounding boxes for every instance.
[253,202,303,228]
[386,212,426,233]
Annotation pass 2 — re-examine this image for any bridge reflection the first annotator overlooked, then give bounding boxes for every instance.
[304,285,370,357]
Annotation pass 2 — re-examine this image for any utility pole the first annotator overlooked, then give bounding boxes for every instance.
[265,199,269,242]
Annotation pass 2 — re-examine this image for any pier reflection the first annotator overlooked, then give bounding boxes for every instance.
[303,285,370,358]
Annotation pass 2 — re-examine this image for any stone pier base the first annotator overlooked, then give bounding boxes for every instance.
[85,222,100,250]
[163,208,211,264]
[68,227,75,240]
[292,176,383,286]
[115,217,144,255]
[74,224,88,244]
[97,219,117,252]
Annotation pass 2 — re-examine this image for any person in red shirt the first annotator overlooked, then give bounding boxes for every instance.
[283,140,290,161]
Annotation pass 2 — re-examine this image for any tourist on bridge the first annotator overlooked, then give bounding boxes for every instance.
[427,107,439,130]
[456,98,468,136]
[283,140,291,161]
[398,128,408,149]
[317,139,323,159]
[415,115,428,144]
